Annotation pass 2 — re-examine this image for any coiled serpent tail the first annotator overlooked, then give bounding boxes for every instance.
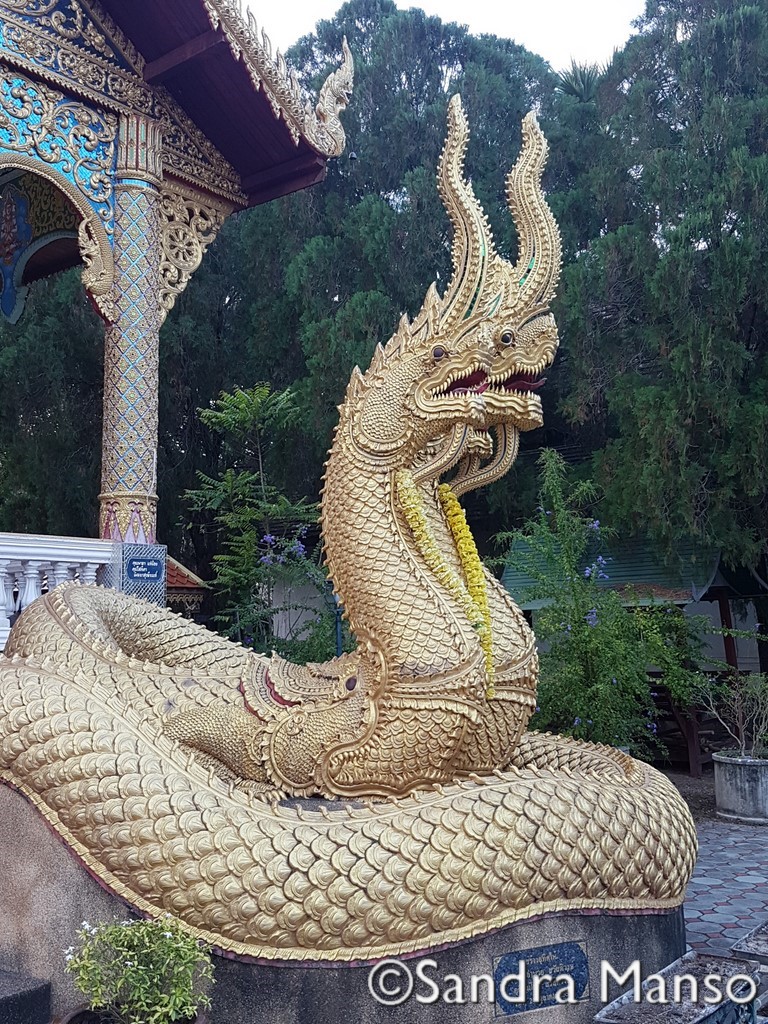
[0,592,696,960]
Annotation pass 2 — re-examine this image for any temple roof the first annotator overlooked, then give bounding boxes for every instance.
[167,556,207,590]
[93,0,352,206]
[502,537,722,610]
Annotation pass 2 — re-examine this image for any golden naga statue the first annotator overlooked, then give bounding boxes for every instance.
[0,97,696,961]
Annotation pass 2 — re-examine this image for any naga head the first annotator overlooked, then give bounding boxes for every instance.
[341,95,561,469]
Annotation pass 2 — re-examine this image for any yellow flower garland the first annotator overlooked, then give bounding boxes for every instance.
[395,469,495,698]
[438,483,495,696]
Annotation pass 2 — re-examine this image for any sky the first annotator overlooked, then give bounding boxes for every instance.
[249,0,647,71]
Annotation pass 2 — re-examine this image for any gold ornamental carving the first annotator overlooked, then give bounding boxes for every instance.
[202,0,354,157]
[158,183,233,317]
[77,214,114,319]
[155,89,247,207]
[23,0,113,58]
[0,99,697,962]
[0,0,153,116]
[98,492,158,544]
[116,111,163,186]
[0,71,116,228]
[0,63,117,319]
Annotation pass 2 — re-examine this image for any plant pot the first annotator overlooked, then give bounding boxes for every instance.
[53,1011,105,1024]
[54,1010,207,1024]
[712,751,768,825]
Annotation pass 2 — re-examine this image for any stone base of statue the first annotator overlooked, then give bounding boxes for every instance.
[211,910,684,1024]
[0,784,686,1023]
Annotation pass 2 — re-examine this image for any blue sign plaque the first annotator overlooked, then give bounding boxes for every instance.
[125,557,164,583]
[494,941,589,1016]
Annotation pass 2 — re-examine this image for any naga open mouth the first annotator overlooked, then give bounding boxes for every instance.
[443,368,490,395]
[496,370,547,393]
[436,366,547,398]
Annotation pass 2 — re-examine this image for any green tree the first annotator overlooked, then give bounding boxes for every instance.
[554,1,768,574]
[497,450,706,753]
[555,61,603,104]
[0,270,102,536]
[184,385,342,658]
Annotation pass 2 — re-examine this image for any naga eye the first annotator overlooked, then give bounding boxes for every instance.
[500,331,515,346]
[432,346,447,360]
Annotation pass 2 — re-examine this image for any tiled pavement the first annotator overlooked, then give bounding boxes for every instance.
[684,819,768,955]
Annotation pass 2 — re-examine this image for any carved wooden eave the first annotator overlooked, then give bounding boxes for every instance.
[96,0,353,208]
[201,1,353,160]
[0,0,353,210]
[0,0,353,318]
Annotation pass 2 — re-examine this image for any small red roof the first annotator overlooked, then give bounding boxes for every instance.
[167,556,207,590]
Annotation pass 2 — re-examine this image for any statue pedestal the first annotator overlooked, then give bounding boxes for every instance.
[210,908,684,1024]
[0,784,686,1023]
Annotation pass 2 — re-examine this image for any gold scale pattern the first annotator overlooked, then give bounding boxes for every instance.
[0,97,697,960]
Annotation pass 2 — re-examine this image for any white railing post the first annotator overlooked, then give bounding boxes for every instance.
[81,562,100,586]
[3,567,16,616]
[20,560,44,611]
[52,562,72,589]
[0,560,12,650]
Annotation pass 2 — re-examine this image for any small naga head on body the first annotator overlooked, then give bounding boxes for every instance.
[337,94,562,485]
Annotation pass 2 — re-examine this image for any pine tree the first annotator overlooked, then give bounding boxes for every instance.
[553,1,768,579]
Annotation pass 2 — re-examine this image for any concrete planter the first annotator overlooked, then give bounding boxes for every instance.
[713,752,768,825]
[595,951,760,1024]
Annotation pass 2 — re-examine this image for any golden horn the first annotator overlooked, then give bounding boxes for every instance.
[506,112,562,312]
[434,95,499,331]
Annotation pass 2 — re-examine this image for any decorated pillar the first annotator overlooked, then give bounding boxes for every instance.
[99,113,163,543]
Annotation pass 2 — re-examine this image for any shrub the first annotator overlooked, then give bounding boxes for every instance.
[496,449,706,754]
[64,915,213,1024]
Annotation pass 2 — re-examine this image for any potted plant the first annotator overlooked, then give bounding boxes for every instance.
[696,672,768,824]
[62,915,214,1024]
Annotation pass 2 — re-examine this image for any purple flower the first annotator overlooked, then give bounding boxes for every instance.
[596,555,607,566]
[584,566,592,578]
[646,722,658,733]
[611,677,618,686]
[262,533,276,546]
[598,571,609,580]
[585,608,598,627]
[588,520,600,531]
[292,540,307,557]
[573,717,581,726]
[259,554,273,565]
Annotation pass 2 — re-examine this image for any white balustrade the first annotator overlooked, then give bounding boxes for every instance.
[0,533,114,652]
